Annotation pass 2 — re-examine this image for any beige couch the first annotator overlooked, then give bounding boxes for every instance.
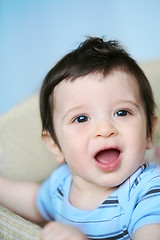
[0,59,160,239]
[0,94,60,239]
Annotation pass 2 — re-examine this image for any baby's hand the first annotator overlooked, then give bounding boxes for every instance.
[40,221,88,240]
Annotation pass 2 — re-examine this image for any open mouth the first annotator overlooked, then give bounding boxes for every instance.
[95,148,121,171]
[95,148,120,163]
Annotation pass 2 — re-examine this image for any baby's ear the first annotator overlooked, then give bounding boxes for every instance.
[146,116,158,149]
[42,131,65,164]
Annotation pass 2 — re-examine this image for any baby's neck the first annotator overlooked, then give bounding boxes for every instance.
[69,179,118,210]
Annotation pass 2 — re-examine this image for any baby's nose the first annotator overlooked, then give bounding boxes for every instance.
[93,120,117,138]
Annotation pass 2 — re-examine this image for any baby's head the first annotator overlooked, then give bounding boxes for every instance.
[40,37,156,145]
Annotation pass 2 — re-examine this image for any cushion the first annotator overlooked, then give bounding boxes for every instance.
[0,205,41,240]
[0,93,59,182]
[140,59,160,142]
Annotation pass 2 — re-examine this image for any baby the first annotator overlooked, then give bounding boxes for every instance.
[0,37,160,240]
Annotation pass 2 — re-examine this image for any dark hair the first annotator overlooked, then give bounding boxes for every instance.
[40,37,155,143]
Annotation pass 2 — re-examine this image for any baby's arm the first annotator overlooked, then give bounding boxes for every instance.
[0,177,88,240]
[0,177,45,224]
[133,224,160,240]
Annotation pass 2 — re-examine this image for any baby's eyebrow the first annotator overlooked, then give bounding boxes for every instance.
[63,105,85,120]
[117,99,140,107]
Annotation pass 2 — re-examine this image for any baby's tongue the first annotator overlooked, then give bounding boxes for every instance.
[95,149,120,163]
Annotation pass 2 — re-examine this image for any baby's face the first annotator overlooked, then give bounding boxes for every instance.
[52,70,152,190]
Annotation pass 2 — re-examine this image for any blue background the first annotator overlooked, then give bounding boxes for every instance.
[1,0,160,114]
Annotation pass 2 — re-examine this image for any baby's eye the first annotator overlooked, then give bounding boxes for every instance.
[73,115,89,123]
[115,109,130,117]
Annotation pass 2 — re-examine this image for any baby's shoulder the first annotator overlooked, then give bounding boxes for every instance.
[131,162,160,187]
[133,163,160,188]
[118,163,160,206]
[45,163,70,193]
[49,163,70,182]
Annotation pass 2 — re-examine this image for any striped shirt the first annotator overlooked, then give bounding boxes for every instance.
[37,163,160,239]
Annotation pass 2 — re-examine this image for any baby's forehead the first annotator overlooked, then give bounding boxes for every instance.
[54,70,139,92]
[53,70,142,104]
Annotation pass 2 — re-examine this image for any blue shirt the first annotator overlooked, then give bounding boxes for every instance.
[37,163,160,239]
